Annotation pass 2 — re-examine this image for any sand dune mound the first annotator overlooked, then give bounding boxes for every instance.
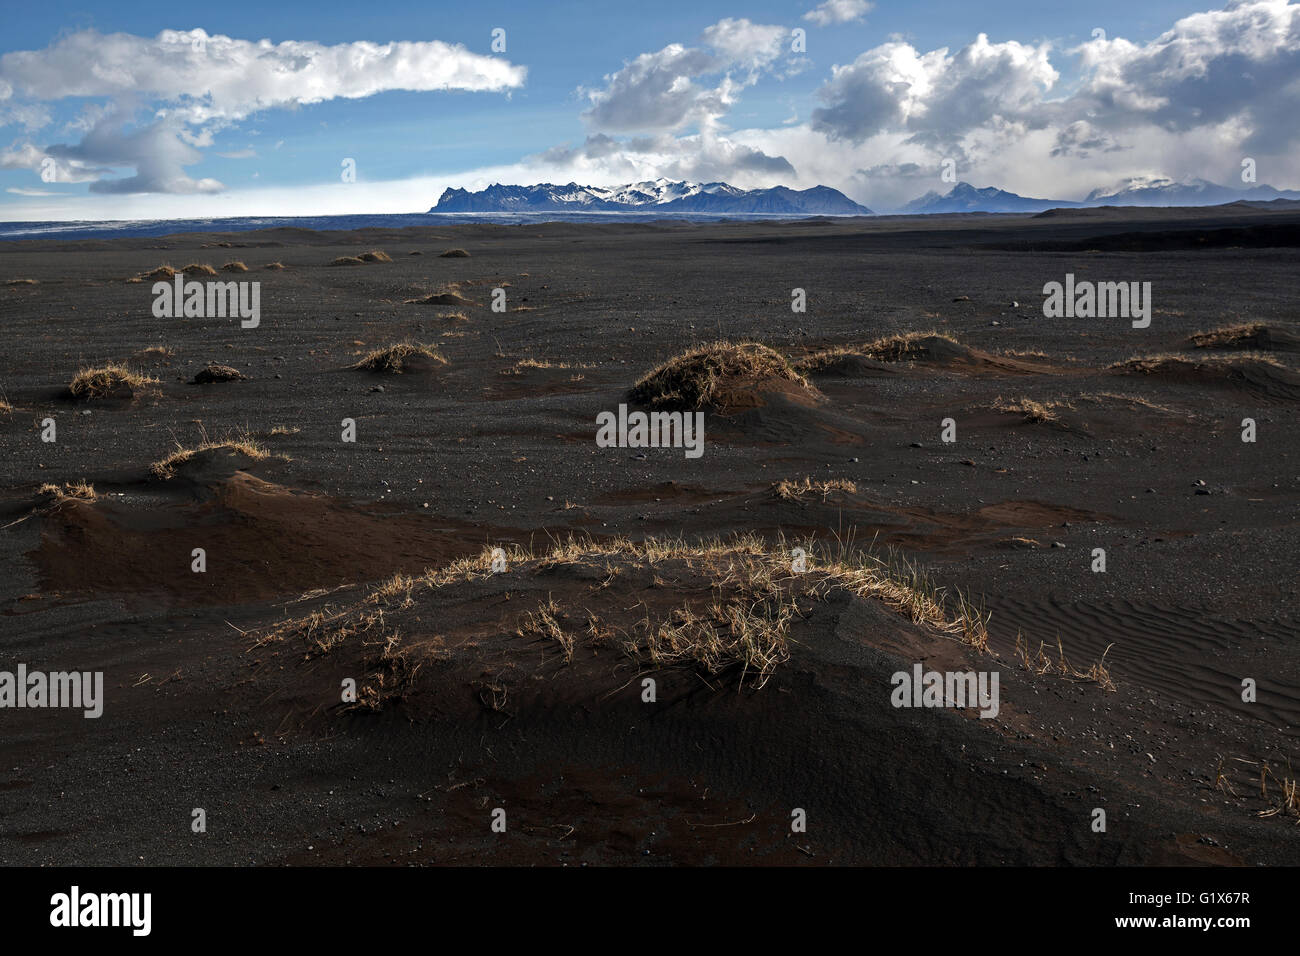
[34,463,490,607]
[795,349,898,377]
[351,342,447,374]
[865,332,976,364]
[630,341,820,413]
[67,364,158,401]
[225,537,1179,865]
[251,535,990,719]
[798,333,1050,380]
[1049,391,1189,437]
[193,364,247,384]
[150,439,271,481]
[1187,323,1300,353]
[406,285,474,306]
[1111,355,1300,401]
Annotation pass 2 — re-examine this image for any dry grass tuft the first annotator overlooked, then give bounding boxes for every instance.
[221,260,249,272]
[264,261,286,270]
[351,342,446,373]
[358,250,392,263]
[999,348,1052,361]
[68,363,159,400]
[519,597,577,664]
[1014,633,1115,691]
[991,396,1072,425]
[37,480,97,502]
[367,572,416,609]
[630,340,809,408]
[1257,766,1300,822]
[1206,756,1299,823]
[500,357,592,376]
[181,263,217,275]
[439,248,471,257]
[634,596,795,684]
[774,477,857,501]
[6,278,38,286]
[140,265,176,280]
[1074,391,1174,414]
[329,256,364,267]
[1187,323,1277,350]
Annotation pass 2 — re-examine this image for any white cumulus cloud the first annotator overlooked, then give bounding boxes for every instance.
[580,17,793,134]
[0,28,526,194]
[0,29,526,124]
[812,34,1058,146]
[804,0,873,27]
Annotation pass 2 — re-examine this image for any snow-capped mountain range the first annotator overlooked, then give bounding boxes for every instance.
[431,179,873,215]
[430,176,1300,218]
[1083,176,1300,206]
[899,178,1300,214]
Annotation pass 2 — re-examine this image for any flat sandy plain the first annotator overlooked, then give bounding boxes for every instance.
[0,204,1297,865]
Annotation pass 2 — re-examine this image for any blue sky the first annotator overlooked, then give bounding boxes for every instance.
[1,0,1296,218]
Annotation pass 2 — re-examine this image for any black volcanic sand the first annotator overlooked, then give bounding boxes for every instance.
[0,206,1297,865]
